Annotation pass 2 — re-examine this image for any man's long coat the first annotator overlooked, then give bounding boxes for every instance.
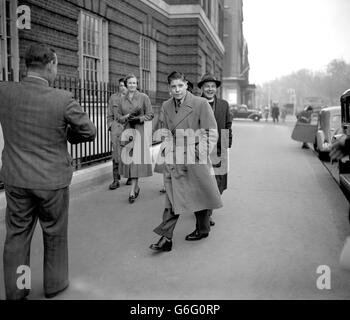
[158,92,223,215]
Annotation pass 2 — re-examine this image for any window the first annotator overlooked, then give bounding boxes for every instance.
[201,0,220,34]
[0,0,19,81]
[200,51,206,76]
[210,0,219,32]
[79,11,108,83]
[201,0,209,17]
[140,36,157,102]
[218,2,224,40]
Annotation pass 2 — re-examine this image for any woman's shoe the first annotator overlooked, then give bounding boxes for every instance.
[128,194,135,203]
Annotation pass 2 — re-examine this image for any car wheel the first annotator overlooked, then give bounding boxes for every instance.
[253,116,260,121]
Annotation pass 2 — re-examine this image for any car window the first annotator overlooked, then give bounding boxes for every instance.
[239,107,246,112]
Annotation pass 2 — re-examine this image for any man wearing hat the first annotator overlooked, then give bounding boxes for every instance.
[198,73,233,226]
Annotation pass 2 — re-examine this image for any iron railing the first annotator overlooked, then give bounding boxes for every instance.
[0,73,163,191]
[53,76,117,170]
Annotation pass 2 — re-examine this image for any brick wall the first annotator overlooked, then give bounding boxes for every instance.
[17,0,224,102]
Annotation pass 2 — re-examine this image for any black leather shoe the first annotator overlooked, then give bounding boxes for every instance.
[209,218,215,226]
[45,284,69,299]
[185,230,209,241]
[150,236,172,252]
[126,178,132,185]
[109,180,120,190]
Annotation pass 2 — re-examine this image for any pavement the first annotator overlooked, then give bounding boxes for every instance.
[1,118,350,300]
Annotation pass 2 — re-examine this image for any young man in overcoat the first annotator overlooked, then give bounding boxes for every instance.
[150,71,223,252]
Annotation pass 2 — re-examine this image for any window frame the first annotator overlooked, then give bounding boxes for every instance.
[0,0,19,81]
[139,35,157,102]
[78,10,109,84]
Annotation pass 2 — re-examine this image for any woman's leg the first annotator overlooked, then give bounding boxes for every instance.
[130,178,137,196]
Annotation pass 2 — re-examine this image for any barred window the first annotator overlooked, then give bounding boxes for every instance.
[79,11,108,83]
[200,51,206,76]
[0,0,19,81]
[210,0,219,33]
[140,36,157,102]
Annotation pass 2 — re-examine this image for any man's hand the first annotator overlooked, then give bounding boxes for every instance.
[330,135,349,161]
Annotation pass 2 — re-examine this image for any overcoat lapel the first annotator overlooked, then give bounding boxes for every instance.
[167,94,193,133]
[214,97,220,121]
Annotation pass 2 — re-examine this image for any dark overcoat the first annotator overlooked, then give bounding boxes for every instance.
[210,96,233,193]
[107,93,125,162]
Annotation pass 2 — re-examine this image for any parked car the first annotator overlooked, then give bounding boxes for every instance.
[230,104,262,121]
[315,106,341,161]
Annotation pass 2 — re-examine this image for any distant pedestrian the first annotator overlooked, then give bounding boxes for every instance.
[107,77,131,190]
[264,106,269,122]
[271,104,280,123]
[150,71,222,252]
[116,74,154,203]
[0,43,96,300]
[198,73,233,226]
[281,107,287,122]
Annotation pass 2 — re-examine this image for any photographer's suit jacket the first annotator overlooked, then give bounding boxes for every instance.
[0,76,96,190]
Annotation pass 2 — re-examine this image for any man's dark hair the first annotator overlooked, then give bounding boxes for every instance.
[25,43,56,69]
[167,71,186,85]
[118,77,125,84]
[306,105,313,112]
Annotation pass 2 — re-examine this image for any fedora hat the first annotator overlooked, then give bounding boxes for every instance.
[197,73,221,89]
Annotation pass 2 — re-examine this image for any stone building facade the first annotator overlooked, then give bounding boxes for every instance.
[1,0,226,103]
[222,0,255,108]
